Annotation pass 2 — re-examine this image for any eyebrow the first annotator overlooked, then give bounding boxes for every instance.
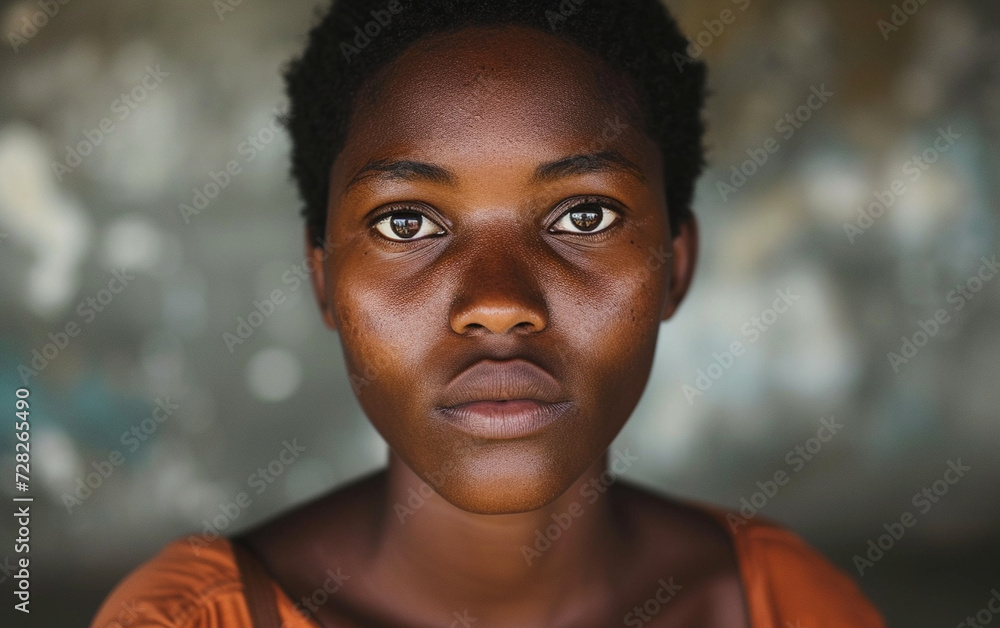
[343,150,645,193]
[531,151,646,185]
[344,158,455,193]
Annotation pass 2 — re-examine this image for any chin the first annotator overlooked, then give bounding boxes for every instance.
[424,444,579,515]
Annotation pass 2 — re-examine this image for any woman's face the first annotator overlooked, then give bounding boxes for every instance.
[310,25,696,514]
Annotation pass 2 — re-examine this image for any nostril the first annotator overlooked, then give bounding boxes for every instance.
[449,288,549,335]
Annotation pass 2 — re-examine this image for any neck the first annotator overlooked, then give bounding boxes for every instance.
[368,449,629,624]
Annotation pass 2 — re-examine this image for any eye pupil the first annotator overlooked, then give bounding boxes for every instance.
[570,207,603,232]
[390,213,422,238]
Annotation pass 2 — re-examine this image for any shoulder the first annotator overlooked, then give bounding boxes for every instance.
[613,481,885,627]
[716,507,886,627]
[89,535,250,628]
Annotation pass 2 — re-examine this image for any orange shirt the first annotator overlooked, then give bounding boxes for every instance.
[91,503,885,627]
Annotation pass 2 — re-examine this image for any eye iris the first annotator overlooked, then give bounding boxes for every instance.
[390,213,422,238]
[570,207,603,232]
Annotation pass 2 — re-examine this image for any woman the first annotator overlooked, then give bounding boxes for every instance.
[91,1,886,626]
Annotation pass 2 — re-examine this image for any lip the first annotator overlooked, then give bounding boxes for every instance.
[433,359,573,439]
[433,399,575,440]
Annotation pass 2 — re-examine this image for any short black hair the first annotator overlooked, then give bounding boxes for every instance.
[284,0,707,247]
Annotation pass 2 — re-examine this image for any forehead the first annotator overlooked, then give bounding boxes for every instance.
[336,25,653,177]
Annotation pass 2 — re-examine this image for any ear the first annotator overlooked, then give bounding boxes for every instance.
[660,212,699,321]
[306,230,338,331]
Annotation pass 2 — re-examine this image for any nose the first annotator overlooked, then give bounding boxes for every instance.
[449,249,549,336]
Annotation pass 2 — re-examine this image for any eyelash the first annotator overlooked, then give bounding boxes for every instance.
[549,196,624,236]
[369,204,446,245]
[368,196,625,243]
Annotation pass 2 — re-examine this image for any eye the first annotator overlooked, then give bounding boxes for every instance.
[373,210,446,242]
[549,200,621,235]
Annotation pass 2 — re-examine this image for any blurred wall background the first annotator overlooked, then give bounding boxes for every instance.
[0,0,997,625]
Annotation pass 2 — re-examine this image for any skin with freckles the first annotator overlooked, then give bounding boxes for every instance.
[242,25,749,627]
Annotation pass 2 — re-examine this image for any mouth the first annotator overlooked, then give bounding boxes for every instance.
[432,399,575,440]
[432,358,574,440]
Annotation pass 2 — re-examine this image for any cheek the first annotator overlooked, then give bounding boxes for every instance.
[329,257,448,422]
[551,242,668,400]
